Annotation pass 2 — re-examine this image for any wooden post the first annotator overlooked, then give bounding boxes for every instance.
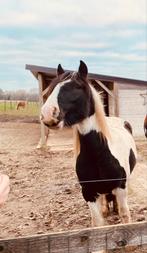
[10,100,12,110]
[4,100,6,112]
[37,73,46,148]
[113,82,119,117]
[94,80,114,98]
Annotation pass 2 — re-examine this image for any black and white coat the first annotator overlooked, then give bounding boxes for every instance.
[41,61,137,230]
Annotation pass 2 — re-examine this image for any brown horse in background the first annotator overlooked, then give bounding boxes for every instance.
[144,114,147,138]
[16,101,27,110]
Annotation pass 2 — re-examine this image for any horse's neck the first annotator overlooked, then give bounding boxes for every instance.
[79,129,106,153]
[74,87,111,159]
[74,114,100,159]
[73,117,107,163]
[76,114,99,135]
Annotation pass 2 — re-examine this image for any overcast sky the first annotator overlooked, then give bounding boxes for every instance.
[0,0,147,90]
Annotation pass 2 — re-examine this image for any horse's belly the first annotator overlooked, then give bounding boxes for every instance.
[76,156,126,202]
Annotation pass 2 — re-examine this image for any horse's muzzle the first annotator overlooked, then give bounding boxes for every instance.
[40,113,63,129]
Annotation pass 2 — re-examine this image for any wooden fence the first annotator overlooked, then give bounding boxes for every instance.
[0,100,39,111]
[0,221,146,253]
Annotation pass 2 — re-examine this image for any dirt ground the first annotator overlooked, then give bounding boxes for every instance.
[0,121,147,252]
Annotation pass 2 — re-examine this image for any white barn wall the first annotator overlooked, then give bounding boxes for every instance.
[118,85,147,136]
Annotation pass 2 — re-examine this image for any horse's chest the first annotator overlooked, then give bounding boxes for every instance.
[76,131,126,201]
[76,147,122,180]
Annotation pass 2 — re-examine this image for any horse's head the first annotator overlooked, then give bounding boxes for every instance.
[41,61,94,128]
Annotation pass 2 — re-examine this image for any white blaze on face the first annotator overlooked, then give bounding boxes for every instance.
[41,79,71,124]
[41,83,61,122]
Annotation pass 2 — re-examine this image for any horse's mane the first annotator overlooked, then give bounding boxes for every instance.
[73,84,111,161]
[91,85,111,140]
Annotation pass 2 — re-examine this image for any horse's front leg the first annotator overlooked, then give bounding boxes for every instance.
[113,187,131,223]
[37,124,49,148]
[101,194,109,217]
[88,196,106,253]
[88,196,105,227]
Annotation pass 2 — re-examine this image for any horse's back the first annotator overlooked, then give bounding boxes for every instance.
[106,117,133,136]
[17,101,27,109]
[106,117,129,129]
[106,117,137,177]
[106,116,136,148]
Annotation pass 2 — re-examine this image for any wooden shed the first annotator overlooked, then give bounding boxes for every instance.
[26,64,147,147]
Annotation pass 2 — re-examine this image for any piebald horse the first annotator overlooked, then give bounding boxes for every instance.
[41,61,137,252]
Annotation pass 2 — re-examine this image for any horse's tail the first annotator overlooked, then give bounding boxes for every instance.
[144,127,147,138]
[16,103,19,110]
[124,121,133,135]
[144,115,147,138]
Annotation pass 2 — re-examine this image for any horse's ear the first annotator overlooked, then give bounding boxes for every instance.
[78,60,88,80]
[57,64,65,76]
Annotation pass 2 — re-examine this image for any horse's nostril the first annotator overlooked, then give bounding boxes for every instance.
[57,113,62,121]
[44,122,50,128]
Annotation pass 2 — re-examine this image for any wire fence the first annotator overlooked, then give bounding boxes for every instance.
[25,176,146,195]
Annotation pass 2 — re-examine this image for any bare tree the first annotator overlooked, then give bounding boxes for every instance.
[0,88,39,101]
[0,89,4,99]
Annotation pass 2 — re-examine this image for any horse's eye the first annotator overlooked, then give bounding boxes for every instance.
[53,111,57,117]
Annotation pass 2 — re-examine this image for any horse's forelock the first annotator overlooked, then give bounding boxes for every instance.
[71,72,89,86]
[47,71,72,97]
[60,71,71,80]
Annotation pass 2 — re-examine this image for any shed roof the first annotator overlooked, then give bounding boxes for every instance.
[26,64,147,87]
